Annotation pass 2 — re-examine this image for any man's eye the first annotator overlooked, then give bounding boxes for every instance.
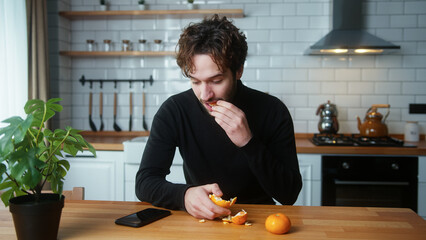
[191,81,200,85]
[213,79,223,84]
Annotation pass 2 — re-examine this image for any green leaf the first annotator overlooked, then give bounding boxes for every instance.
[47,98,63,111]
[0,179,15,191]
[59,159,70,171]
[24,99,44,114]
[85,141,96,157]
[0,188,14,207]
[43,128,53,136]
[68,130,96,157]
[48,167,64,196]
[0,162,6,182]
[24,98,63,128]
[0,115,33,155]
[9,148,46,188]
[63,143,78,156]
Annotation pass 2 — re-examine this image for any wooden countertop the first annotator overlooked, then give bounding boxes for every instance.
[1,200,425,239]
[81,131,426,156]
[81,131,149,151]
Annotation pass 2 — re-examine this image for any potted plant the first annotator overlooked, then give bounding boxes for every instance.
[138,0,146,10]
[0,98,96,240]
[187,0,195,9]
[100,0,108,11]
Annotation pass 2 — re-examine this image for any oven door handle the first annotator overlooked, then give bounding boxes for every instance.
[334,180,409,186]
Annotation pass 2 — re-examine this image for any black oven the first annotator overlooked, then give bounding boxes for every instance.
[322,155,418,212]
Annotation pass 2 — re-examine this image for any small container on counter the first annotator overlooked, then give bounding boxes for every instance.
[86,39,95,52]
[138,39,147,51]
[404,121,419,142]
[153,39,163,51]
[122,40,131,51]
[103,39,111,52]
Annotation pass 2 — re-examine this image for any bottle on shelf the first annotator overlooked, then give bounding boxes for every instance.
[103,39,111,52]
[153,39,163,51]
[86,39,95,51]
[122,40,131,51]
[138,39,147,51]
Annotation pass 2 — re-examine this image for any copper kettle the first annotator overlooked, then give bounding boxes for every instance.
[357,104,390,137]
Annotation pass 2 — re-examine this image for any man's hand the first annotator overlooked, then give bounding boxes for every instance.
[184,183,231,220]
[210,100,252,147]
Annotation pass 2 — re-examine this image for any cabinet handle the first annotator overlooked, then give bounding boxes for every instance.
[334,180,409,186]
[65,154,96,158]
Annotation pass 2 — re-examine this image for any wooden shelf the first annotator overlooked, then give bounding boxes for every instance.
[59,51,175,57]
[59,9,244,19]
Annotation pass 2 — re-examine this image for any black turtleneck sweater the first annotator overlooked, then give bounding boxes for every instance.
[135,80,302,210]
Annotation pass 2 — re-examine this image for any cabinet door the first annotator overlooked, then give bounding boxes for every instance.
[294,154,321,206]
[63,151,124,201]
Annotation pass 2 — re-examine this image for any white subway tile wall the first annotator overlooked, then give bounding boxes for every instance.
[47,0,426,134]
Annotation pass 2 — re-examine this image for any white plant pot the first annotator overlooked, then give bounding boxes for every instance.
[138,5,145,10]
[100,5,107,11]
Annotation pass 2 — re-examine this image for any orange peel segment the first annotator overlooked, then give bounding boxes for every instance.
[222,209,248,225]
[231,209,248,225]
[209,194,237,208]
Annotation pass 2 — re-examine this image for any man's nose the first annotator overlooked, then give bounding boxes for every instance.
[200,83,213,100]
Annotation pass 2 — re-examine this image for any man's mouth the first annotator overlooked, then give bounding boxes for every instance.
[204,100,218,111]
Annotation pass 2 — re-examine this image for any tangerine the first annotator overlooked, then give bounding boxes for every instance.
[265,213,291,234]
[209,194,237,208]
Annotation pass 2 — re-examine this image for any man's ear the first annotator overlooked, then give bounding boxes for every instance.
[236,66,244,80]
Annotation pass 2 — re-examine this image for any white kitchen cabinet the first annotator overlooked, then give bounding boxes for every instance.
[293,154,321,206]
[418,156,426,219]
[63,150,124,201]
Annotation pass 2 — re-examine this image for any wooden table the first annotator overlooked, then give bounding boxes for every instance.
[1,200,425,239]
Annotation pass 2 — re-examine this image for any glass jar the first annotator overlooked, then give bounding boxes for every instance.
[86,39,95,52]
[103,39,111,52]
[405,121,419,142]
[153,39,163,51]
[122,40,131,51]
[138,39,147,51]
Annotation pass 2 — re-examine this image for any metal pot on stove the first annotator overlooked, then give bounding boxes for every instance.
[356,104,390,137]
[316,100,339,134]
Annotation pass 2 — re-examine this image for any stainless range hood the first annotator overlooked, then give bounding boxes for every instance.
[306,0,400,55]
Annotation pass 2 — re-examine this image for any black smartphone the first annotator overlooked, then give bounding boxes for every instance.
[115,208,171,228]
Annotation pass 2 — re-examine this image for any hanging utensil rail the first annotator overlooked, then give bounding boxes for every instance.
[79,75,154,88]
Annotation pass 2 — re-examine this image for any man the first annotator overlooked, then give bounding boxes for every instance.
[135,14,302,220]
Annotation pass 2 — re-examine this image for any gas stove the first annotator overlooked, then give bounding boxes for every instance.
[311,134,406,147]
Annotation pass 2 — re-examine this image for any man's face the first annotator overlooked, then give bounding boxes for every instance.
[189,54,242,112]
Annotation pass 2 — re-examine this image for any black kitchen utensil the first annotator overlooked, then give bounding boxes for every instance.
[129,92,133,131]
[99,92,104,131]
[89,92,97,131]
[142,91,148,131]
[113,92,122,132]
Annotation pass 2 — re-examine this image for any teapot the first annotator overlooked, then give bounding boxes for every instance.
[316,100,339,134]
[357,104,390,137]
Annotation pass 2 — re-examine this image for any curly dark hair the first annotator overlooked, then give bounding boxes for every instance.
[176,14,247,78]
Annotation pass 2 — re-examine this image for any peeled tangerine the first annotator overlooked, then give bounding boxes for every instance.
[222,210,248,225]
[209,194,237,208]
